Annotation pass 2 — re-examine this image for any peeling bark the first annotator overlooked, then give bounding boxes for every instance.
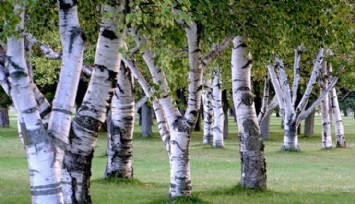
[212,68,224,148]
[6,5,64,203]
[202,79,213,144]
[62,3,124,203]
[318,62,332,149]
[105,63,134,179]
[232,36,266,190]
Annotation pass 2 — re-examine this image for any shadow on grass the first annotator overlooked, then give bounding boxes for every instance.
[93,177,146,186]
[147,194,210,204]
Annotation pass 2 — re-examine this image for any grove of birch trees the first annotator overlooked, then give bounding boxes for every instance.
[0,0,354,203]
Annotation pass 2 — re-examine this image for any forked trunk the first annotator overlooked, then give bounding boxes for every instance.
[62,3,124,203]
[105,63,134,179]
[232,36,266,190]
[319,62,332,149]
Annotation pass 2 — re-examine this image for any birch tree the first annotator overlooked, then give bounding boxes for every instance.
[62,2,125,202]
[211,68,224,148]
[318,62,332,149]
[105,62,134,179]
[232,36,266,189]
[202,78,213,145]
[268,48,338,151]
[1,1,85,203]
[328,64,346,148]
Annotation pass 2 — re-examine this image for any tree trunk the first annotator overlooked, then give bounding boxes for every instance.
[105,63,134,179]
[282,121,299,151]
[202,79,213,144]
[232,36,266,190]
[141,102,153,138]
[212,69,224,148]
[330,88,346,148]
[304,109,315,137]
[0,106,9,127]
[194,107,202,131]
[319,62,332,149]
[7,5,64,203]
[222,89,229,138]
[62,3,124,203]
[260,114,270,139]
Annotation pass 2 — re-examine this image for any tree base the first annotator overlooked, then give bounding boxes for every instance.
[280,145,300,152]
[336,142,346,148]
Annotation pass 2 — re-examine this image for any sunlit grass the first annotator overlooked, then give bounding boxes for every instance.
[0,112,355,203]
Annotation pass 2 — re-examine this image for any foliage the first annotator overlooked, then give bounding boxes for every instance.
[0,89,11,107]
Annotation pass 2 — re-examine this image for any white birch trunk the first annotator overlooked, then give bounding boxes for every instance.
[328,64,346,148]
[202,79,213,144]
[105,63,134,179]
[6,5,63,204]
[330,88,346,147]
[122,56,171,153]
[319,62,332,149]
[212,69,224,148]
[232,36,266,189]
[62,3,124,203]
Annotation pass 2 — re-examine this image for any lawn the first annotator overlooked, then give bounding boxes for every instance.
[0,113,355,203]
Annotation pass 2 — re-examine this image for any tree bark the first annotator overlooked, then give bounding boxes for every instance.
[330,88,346,147]
[222,90,229,138]
[304,109,315,137]
[319,62,332,149]
[212,68,224,148]
[7,5,64,203]
[202,79,213,144]
[141,102,153,138]
[0,106,9,127]
[105,63,134,179]
[260,114,270,139]
[232,36,266,190]
[62,3,124,203]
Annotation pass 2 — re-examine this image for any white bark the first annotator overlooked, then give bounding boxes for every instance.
[257,73,271,124]
[62,3,124,203]
[330,88,346,147]
[25,33,62,59]
[267,48,332,151]
[295,48,324,116]
[328,64,346,147]
[6,5,63,204]
[122,56,171,152]
[105,63,134,179]
[48,0,85,169]
[319,62,332,149]
[232,36,266,189]
[212,68,224,148]
[202,79,213,145]
[291,46,302,106]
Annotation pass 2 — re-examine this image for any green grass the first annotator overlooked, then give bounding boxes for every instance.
[1,113,355,203]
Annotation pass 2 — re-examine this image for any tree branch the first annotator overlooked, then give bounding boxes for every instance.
[25,33,62,59]
[291,45,302,106]
[201,36,233,66]
[298,77,338,121]
[275,57,294,115]
[295,48,324,117]
[267,64,285,117]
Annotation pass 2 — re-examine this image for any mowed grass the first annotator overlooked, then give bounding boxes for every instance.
[0,113,355,203]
